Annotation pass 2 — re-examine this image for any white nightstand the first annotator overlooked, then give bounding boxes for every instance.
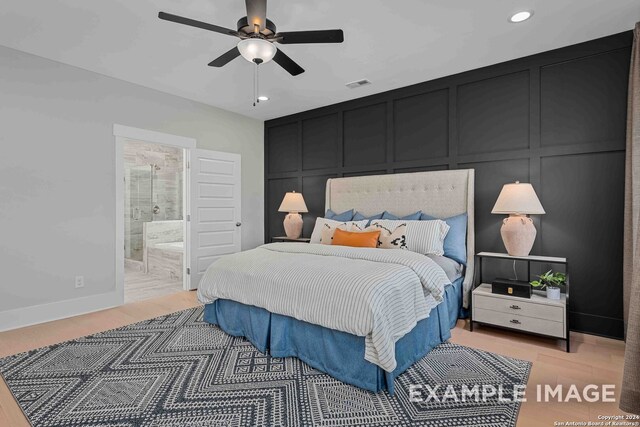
[470,252,570,352]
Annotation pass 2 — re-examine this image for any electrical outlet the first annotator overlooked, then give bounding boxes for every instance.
[75,276,84,289]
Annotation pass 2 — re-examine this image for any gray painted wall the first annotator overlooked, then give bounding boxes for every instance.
[0,45,264,314]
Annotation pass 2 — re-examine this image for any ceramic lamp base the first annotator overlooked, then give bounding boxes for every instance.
[500,214,536,257]
[283,213,303,239]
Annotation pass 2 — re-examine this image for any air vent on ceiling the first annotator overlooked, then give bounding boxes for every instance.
[345,79,371,89]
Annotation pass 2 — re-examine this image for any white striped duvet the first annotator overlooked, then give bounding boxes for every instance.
[197,242,451,372]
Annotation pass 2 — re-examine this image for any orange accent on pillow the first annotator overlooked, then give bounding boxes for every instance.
[331,228,381,248]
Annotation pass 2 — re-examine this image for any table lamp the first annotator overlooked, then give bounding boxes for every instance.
[278,191,308,239]
[491,181,545,256]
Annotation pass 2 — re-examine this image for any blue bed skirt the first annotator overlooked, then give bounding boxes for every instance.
[203,276,464,394]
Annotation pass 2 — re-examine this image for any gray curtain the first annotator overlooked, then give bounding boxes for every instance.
[621,22,640,415]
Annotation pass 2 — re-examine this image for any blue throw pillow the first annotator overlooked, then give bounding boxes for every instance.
[352,211,384,221]
[325,209,354,221]
[421,212,468,265]
[381,210,422,221]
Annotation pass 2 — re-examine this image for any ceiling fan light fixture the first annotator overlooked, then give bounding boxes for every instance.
[257,96,269,101]
[237,38,277,63]
[159,0,344,78]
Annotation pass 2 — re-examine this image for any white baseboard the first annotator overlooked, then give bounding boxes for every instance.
[0,291,123,332]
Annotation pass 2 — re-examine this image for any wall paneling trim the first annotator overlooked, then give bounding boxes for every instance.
[264,31,632,339]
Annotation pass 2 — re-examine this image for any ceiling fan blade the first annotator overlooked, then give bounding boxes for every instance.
[245,0,267,31]
[208,47,241,67]
[273,48,304,76]
[158,12,240,38]
[276,29,344,44]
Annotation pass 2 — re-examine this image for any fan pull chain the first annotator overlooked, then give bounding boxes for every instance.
[253,62,257,107]
[252,58,263,107]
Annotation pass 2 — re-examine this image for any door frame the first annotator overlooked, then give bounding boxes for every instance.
[113,124,196,304]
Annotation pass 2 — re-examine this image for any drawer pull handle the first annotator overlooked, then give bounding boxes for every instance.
[510,319,521,325]
[509,305,521,310]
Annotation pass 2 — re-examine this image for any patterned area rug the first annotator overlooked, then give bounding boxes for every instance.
[0,307,531,427]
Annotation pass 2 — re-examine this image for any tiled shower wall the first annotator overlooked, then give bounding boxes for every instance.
[124,140,183,261]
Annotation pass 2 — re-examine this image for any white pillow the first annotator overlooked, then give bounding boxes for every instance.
[364,223,407,249]
[370,219,449,256]
[309,218,369,244]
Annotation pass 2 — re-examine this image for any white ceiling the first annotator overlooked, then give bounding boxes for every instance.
[1,0,638,121]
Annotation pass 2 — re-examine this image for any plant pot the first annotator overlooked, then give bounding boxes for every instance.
[546,286,561,300]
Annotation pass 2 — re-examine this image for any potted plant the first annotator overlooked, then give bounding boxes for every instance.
[530,270,566,300]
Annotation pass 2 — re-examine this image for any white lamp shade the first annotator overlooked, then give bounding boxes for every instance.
[237,38,277,64]
[278,192,308,213]
[491,182,545,215]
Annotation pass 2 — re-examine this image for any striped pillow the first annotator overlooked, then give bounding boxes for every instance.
[370,219,449,256]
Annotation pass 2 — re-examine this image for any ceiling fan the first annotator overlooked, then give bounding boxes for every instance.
[158,0,344,77]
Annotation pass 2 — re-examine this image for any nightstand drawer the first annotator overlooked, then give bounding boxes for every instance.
[473,307,565,338]
[474,294,564,322]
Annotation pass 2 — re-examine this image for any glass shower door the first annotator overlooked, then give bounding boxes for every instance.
[124,166,152,262]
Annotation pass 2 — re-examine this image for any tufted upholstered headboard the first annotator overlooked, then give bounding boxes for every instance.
[325,169,475,307]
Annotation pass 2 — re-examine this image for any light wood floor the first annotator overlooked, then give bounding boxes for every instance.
[124,266,183,304]
[0,291,629,427]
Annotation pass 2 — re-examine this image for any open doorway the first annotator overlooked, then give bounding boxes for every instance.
[114,124,242,306]
[114,125,196,305]
[123,139,186,303]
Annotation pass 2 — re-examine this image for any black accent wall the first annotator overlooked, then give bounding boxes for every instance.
[265,31,632,339]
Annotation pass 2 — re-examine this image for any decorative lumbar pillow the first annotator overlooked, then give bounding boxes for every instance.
[331,228,381,248]
[365,223,407,249]
[381,211,423,221]
[325,209,354,222]
[421,212,468,265]
[310,217,369,244]
[370,219,449,256]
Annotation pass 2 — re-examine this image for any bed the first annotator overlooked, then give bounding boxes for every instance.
[198,169,475,394]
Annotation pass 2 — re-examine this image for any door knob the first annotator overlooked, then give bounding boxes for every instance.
[236,222,242,227]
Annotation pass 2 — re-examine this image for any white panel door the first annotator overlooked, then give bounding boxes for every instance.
[188,149,241,290]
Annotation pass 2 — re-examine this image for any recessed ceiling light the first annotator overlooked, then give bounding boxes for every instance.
[509,10,533,23]
[258,96,269,101]
[345,79,371,89]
